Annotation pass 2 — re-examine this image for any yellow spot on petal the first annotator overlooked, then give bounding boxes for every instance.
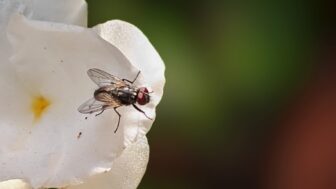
[31,96,50,121]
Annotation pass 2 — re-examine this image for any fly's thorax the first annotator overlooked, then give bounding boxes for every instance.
[112,86,137,105]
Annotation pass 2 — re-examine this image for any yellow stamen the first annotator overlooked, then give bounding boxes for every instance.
[31,96,50,121]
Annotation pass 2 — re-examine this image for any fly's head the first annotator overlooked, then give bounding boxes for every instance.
[136,87,150,105]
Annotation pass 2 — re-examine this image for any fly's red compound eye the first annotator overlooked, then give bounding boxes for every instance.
[137,87,150,105]
[141,87,149,94]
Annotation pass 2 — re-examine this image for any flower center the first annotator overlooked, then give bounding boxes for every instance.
[31,96,50,121]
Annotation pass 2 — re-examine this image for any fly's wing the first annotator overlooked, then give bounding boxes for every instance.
[87,68,125,87]
[78,97,121,114]
[78,98,106,114]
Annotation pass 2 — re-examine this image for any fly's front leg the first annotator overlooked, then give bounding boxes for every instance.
[113,107,121,133]
[122,71,140,84]
[132,104,153,120]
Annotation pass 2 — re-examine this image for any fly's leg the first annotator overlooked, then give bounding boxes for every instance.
[132,104,153,120]
[113,107,121,133]
[122,71,140,84]
[95,109,104,116]
[95,105,108,116]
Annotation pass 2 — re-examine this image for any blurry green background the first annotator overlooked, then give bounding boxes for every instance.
[86,1,321,188]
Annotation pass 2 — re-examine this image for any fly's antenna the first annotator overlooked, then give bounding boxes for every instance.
[142,90,153,94]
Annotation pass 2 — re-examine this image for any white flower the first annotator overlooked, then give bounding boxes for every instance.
[0,0,165,188]
[0,179,31,189]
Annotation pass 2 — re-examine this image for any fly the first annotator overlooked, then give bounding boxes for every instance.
[78,68,152,133]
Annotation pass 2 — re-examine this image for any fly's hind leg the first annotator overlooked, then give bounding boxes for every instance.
[113,107,121,133]
[95,105,122,133]
[95,105,108,116]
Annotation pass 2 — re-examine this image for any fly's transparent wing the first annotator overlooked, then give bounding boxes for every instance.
[78,97,121,114]
[87,68,123,87]
[78,98,106,114]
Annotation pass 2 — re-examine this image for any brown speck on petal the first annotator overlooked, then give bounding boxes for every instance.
[77,132,82,139]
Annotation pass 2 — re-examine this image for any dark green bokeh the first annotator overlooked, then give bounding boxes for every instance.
[86,1,318,188]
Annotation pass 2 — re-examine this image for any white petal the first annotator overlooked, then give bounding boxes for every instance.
[94,20,166,140]
[29,0,87,26]
[0,0,87,28]
[0,0,87,81]
[0,14,159,188]
[69,137,149,189]
[0,179,31,189]
[0,0,27,64]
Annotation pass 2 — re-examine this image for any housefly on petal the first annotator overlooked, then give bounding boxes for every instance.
[78,68,152,133]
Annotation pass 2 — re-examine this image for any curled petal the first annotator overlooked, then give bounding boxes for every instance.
[94,20,166,140]
[69,137,150,189]
[0,179,31,189]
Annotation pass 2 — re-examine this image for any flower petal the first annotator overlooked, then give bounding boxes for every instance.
[29,0,87,26]
[0,0,87,28]
[69,137,149,189]
[0,14,159,188]
[0,0,87,80]
[94,20,166,140]
[0,179,31,189]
